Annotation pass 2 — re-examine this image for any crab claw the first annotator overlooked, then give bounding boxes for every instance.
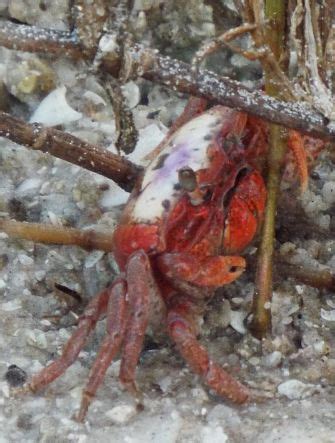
[157,252,246,287]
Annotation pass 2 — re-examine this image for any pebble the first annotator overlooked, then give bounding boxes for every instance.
[1,299,22,311]
[263,351,282,368]
[105,405,137,424]
[322,181,335,205]
[5,364,27,387]
[18,254,34,267]
[84,250,105,269]
[201,425,228,443]
[121,81,140,109]
[158,375,172,393]
[16,177,42,195]
[34,270,46,281]
[25,329,48,350]
[277,379,319,399]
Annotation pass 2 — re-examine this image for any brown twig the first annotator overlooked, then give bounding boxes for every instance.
[275,258,335,291]
[0,219,114,252]
[101,1,138,155]
[1,19,335,142]
[0,20,86,59]
[247,254,335,291]
[0,111,141,192]
[73,0,109,53]
[106,76,138,154]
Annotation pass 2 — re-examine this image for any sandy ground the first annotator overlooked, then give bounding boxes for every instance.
[1,1,335,442]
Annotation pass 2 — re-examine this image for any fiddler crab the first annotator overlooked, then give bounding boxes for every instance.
[2,99,311,421]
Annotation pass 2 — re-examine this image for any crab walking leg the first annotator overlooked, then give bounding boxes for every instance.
[119,250,153,398]
[287,130,308,193]
[0,219,114,252]
[76,279,128,422]
[167,302,249,404]
[28,286,111,392]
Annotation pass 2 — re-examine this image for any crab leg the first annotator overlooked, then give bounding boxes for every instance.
[167,300,249,404]
[119,250,153,398]
[287,130,308,193]
[27,285,111,393]
[77,279,128,422]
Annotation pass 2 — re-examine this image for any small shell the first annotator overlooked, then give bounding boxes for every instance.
[277,379,319,399]
[230,310,247,334]
[321,308,335,322]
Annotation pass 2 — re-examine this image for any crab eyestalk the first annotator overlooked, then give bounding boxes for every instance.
[178,166,208,205]
[178,167,198,192]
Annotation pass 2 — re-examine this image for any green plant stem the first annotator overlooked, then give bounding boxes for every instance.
[250,0,288,339]
[250,125,287,338]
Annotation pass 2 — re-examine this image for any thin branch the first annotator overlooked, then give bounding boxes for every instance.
[0,20,86,59]
[105,76,138,154]
[0,111,141,192]
[1,20,335,142]
[275,258,335,291]
[0,219,114,252]
[247,254,335,291]
[73,0,109,52]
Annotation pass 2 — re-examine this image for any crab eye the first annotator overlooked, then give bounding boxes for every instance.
[178,167,197,192]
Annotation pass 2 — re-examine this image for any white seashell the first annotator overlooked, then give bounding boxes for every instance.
[29,85,82,126]
[229,310,247,334]
[121,81,140,109]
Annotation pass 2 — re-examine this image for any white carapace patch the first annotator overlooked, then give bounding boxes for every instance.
[131,107,232,223]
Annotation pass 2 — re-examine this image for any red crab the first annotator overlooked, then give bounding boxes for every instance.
[10,99,309,421]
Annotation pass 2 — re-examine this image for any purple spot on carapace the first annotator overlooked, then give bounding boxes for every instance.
[150,143,194,184]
